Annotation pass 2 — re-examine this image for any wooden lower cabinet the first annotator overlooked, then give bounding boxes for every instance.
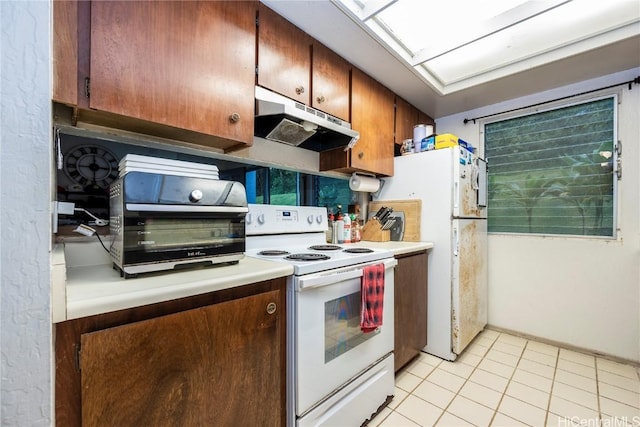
[394,251,428,372]
[55,278,286,427]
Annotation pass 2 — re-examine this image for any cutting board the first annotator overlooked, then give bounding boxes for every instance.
[368,200,421,241]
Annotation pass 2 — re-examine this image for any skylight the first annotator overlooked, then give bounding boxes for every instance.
[333,0,640,94]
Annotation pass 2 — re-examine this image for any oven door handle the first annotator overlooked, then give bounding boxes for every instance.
[298,269,364,290]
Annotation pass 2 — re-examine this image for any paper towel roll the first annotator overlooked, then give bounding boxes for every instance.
[349,174,381,192]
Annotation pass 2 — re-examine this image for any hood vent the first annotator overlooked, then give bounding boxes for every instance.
[254,86,359,152]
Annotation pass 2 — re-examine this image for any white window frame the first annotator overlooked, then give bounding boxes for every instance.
[480,90,620,239]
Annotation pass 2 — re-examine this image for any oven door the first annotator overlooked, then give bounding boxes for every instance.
[293,257,396,417]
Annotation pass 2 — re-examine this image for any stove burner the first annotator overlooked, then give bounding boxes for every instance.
[285,253,331,261]
[309,244,342,251]
[343,247,374,254]
[257,250,290,256]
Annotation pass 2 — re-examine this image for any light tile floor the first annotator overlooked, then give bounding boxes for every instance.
[370,329,640,427]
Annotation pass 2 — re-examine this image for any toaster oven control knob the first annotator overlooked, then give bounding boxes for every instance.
[189,189,203,203]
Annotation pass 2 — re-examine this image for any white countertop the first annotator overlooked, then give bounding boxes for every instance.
[52,239,433,322]
[350,240,434,256]
[53,241,293,322]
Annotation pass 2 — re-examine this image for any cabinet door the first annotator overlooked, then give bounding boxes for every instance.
[395,96,436,145]
[312,42,350,120]
[79,290,282,426]
[89,1,256,145]
[257,3,312,104]
[395,96,416,145]
[350,68,395,176]
[417,110,435,128]
[394,251,428,372]
[53,0,79,105]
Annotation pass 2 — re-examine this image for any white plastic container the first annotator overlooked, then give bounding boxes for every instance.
[413,124,427,145]
[413,124,434,152]
[336,217,345,244]
[343,214,351,244]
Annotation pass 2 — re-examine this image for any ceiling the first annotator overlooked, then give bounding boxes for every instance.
[260,0,640,119]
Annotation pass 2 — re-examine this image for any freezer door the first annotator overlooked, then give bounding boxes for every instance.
[453,149,487,218]
[451,219,488,355]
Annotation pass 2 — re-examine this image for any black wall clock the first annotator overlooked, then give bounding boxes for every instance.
[64,145,119,190]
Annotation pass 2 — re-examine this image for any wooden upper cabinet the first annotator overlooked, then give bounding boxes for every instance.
[395,96,415,145]
[89,1,257,146]
[257,3,312,105]
[418,110,435,129]
[350,68,395,176]
[53,0,79,105]
[311,42,350,120]
[257,5,350,121]
[320,68,394,176]
[395,96,436,145]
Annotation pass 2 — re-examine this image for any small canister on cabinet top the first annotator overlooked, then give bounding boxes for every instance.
[413,124,427,145]
[401,139,414,155]
[413,124,434,152]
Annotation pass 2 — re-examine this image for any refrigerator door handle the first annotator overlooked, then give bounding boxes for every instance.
[454,181,459,211]
[477,158,488,208]
[471,163,480,190]
[453,227,459,256]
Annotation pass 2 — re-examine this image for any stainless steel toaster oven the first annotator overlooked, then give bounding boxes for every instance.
[109,172,248,278]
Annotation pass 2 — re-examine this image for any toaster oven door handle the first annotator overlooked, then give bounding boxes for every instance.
[213,182,235,205]
[125,204,249,213]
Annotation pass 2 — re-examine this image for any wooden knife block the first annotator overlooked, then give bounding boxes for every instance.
[361,218,390,242]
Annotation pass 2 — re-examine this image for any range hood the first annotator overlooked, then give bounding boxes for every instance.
[254,86,359,152]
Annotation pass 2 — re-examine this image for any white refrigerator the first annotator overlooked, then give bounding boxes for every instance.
[377,147,488,361]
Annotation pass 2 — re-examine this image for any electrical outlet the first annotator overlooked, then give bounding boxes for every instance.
[53,201,76,234]
[57,201,75,215]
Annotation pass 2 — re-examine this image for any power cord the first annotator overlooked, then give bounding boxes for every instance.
[73,224,110,253]
[74,208,109,226]
[95,232,110,253]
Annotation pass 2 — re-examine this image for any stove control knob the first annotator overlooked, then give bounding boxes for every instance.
[245,213,252,225]
[316,215,323,224]
[189,189,203,203]
[307,214,314,224]
[257,214,265,224]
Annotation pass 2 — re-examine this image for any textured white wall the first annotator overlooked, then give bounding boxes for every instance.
[436,68,640,362]
[1,1,53,424]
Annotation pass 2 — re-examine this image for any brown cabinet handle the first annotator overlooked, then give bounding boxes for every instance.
[229,112,240,123]
[358,152,364,159]
[266,302,277,315]
[316,95,325,103]
[295,86,305,95]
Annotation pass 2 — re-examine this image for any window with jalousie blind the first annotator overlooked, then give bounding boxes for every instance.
[484,96,617,237]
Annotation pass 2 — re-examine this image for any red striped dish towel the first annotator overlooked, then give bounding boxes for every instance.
[361,263,385,333]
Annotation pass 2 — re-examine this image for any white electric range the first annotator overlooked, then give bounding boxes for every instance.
[245,204,396,427]
[245,204,392,274]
